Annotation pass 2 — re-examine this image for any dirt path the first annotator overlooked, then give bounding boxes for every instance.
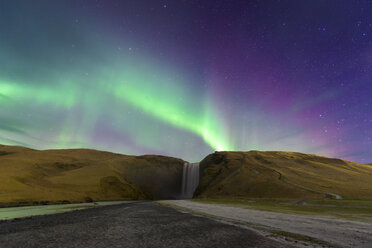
[163,200,372,248]
[269,168,342,200]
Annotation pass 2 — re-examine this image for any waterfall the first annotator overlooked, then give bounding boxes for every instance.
[181,162,200,199]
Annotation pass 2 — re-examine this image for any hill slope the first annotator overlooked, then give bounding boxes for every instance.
[0,145,184,206]
[195,151,372,200]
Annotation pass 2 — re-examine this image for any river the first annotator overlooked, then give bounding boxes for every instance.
[0,201,130,220]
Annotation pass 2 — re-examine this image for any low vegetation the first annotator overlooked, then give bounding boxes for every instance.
[195,151,372,200]
[193,198,372,222]
[0,145,184,206]
[2,145,372,209]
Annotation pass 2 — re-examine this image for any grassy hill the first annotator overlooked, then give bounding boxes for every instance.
[0,145,184,206]
[2,144,372,206]
[195,151,372,200]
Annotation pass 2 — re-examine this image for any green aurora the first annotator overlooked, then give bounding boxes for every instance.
[2,0,367,162]
[0,57,234,155]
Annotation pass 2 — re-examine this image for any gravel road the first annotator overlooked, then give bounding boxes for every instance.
[0,201,288,248]
[164,200,372,248]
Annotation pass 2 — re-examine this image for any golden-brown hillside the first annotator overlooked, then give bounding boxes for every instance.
[0,145,184,206]
[2,144,372,206]
[195,151,372,200]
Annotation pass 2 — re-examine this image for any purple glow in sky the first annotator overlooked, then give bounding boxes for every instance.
[0,0,371,163]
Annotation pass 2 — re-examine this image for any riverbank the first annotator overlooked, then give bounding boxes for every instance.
[0,201,131,221]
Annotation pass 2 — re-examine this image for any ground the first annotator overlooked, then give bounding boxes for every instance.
[0,201,288,248]
[163,200,372,248]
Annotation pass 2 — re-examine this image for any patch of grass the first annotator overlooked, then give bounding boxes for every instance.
[0,144,184,205]
[193,198,372,222]
[196,151,372,200]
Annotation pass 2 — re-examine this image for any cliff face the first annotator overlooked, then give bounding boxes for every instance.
[195,151,372,200]
[0,145,184,206]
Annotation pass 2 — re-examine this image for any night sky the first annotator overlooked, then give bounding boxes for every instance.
[1,0,372,163]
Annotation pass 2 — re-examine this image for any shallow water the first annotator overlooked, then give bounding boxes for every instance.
[0,201,130,220]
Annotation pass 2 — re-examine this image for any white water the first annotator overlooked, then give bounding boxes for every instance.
[181,162,200,199]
